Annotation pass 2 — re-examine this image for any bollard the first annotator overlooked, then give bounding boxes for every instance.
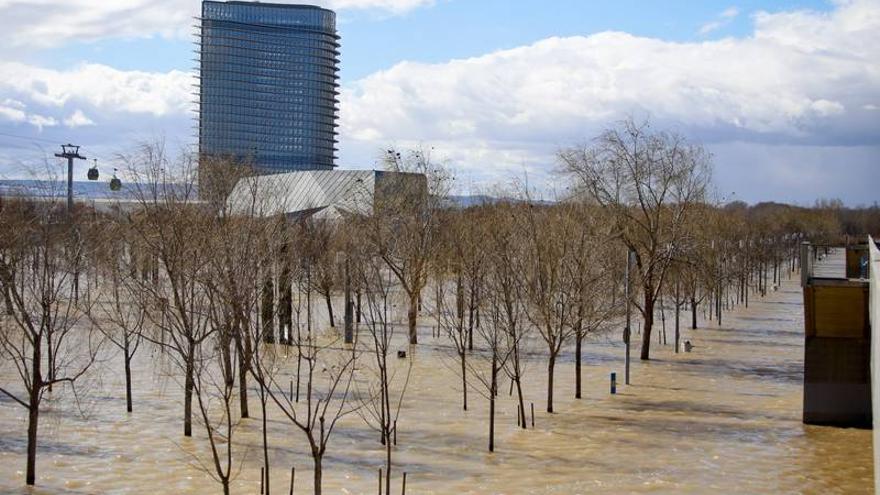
[610,372,617,394]
[290,380,293,402]
[393,420,397,445]
[402,471,407,495]
[530,402,535,428]
[261,466,265,494]
[379,468,383,495]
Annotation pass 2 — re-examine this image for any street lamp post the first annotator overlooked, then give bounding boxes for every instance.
[54,144,86,212]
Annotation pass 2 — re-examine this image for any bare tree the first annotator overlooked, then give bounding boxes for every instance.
[560,118,711,360]
[564,204,618,398]
[125,145,215,436]
[353,244,412,495]
[467,271,516,452]
[0,197,101,486]
[366,147,451,344]
[521,202,576,413]
[89,212,145,412]
[251,316,357,495]
[482,201,530,425]
[188,323,243,495]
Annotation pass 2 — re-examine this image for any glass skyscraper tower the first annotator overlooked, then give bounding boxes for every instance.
[198,1,339,172]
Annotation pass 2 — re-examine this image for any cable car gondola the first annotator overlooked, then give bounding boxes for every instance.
[109,168,122,191]
[87,159,99,180]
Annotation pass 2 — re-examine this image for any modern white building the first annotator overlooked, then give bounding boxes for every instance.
[226,169,425,220]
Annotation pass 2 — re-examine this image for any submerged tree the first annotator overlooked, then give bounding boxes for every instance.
[560,118,711,360]
[353,241,413,495]
[365,147,451,344]
[0,197,101,486]
[89,212,146,413]
[125,146,215,437]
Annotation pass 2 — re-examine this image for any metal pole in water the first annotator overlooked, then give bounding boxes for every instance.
[289,467,295,495]
[610,372,617,394]
[401,472,407,495]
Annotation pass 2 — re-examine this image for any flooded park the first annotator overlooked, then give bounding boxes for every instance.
[1,0,878,492]
[0,260,873,494]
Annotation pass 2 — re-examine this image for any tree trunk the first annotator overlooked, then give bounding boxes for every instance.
[221,331,234,388]
[640,293,655,360]
[279,258,292,345]
[675,302,681,354]
[460,352,468,411]
[184,354,193,437]
[313,455,322,495]
[384,419,392,495]
[407,290,419,345]
[547,353,556,413]
[124,349,133,413]
[46,329,54,393]
[236,330,250,419]
[325,292,335,328]
[26,373,40,485]
[660,294,667,345]
[3,285,12,315]
[262,275,275,344]
[488,352,497,452]
[575,334,582,399]
[261,386,270,494]
[514,377,526,430]
[467,285,475,351]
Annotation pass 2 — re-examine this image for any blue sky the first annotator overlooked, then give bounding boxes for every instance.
[0,0,877,205]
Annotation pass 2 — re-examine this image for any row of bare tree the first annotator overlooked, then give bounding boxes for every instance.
[0,119,856,493]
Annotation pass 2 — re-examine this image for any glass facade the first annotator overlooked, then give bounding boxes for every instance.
[199,1,339,172]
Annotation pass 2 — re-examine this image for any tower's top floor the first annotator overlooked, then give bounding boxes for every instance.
[202,1,336,32]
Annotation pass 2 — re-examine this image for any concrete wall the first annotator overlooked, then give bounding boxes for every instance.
[868,237,880,495]
[803,278,871,426]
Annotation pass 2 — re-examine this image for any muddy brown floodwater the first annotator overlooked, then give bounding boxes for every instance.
[0,267,873,494]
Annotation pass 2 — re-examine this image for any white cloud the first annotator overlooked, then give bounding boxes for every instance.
[0,98,26,123]
[698,21,724,35]
[340,0,879,159]
[63,109,95,128]
[0,97,61,130]
[26,114,57,130]
[699,6,740,35]
[0,0,434,48]
[0,62,192,116]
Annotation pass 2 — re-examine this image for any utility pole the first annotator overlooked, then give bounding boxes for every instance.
[54,144,86,212]
[624,249,634,385]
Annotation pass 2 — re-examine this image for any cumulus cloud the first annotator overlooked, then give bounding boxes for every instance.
[63,109,95,128]
[0,62,192,116]
[0,0,434,48]
[0,97,60,131]
[339,0,879,179]
[26,114,57,130]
